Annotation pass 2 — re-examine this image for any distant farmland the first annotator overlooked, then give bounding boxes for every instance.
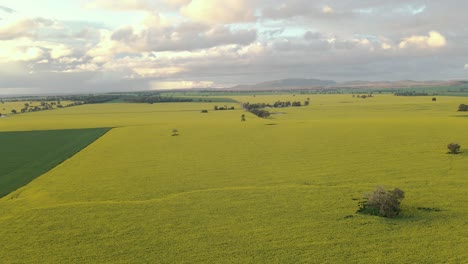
[0,94,467,263]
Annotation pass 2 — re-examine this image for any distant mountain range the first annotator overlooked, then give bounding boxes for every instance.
[230,78,336,91]
[226,78,468,91]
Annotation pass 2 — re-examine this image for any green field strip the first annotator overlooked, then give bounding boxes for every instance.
[0,128,111,198]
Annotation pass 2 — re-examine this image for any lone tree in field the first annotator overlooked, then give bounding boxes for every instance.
[447,143,461,154]
[458,104,468,111]
[432,97,437,101]
[241,114,246,121]
[172,129,179,136]
[357,186,405,218]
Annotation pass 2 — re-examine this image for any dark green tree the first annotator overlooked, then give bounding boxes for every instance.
[447,143,461,154]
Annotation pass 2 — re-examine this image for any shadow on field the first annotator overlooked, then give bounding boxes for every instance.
[392,205,445,222]
[345,197,445,222]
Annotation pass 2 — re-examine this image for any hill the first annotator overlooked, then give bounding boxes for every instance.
[229,78,336,91]
[227,78,468,91]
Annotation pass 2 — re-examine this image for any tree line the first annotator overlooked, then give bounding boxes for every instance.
[394,91,429,96]
[242,100,309,118]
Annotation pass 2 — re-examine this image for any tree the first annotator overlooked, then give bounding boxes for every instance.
[357,186,405,218]
[458,104,468,111]
[11,109,17,114]
[172,129,179,136]
[241,114,246,121]
[432,97,437,101]
[447,143,461,154]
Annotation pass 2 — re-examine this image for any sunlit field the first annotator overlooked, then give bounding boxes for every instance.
[0,95,467,263]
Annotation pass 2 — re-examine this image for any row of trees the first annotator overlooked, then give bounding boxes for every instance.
[241,100,310,118]
[9,101,83,115]
[394,91,429,96]
[242,103,270,118]
[248,108,271,118]
[353,94,374,99]
[242,100,309,110]
[214,105,235,110]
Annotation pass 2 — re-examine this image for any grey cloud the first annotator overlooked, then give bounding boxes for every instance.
[304,31,323,40]
[0,63,149,94]
[73,27,101,40]
[112,23,257,52]
[0,5,14,13]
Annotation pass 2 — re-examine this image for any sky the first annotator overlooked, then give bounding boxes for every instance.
[0,0,467,94]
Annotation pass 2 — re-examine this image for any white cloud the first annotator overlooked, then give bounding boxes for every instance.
[133,66,185,77]
[162,0,191,8]
[0,40,44,62]
[0,18,55,40]
[181,0,255,24]
[49,44,73,59]
[63,63,100,73]
[381,43,392,50]
[150,80,215,90]
[399,31,447,49]
[322,6,334,14]
[85,0,154,11]
[86,29,134,63]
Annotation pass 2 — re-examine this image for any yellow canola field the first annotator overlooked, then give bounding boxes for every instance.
[0,95,467,263]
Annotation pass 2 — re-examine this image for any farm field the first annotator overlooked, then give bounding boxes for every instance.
[0,94,467,263]
[0,128,111,198]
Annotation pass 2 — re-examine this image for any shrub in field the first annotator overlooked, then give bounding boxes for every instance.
[357,187,405,218]
[447,143,461,154]
[172,129,179,136]
[458,104,468,111]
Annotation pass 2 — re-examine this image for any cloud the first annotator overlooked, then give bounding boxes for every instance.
[322,5,334,14]
[85,0,154,11]
[50,45,73,59]
[86,29,133,63]
[2,0,468,93]
[0,18,55,40]
[181,0,255,24]
[399,31,447,49]
[381,43,392,50]
[0,5,15,13]
[107,22,257,53]
[133,67,186,77]
[0,36,75,65]
[151,81,215,89]
[0,45,44,62]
